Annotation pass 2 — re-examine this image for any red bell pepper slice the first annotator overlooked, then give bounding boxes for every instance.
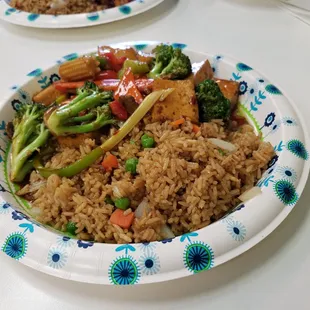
[114,68,143,104]
[109,100,128,120]
[98,47,126,72]
[54,81,85,92]
[97,70,118,80]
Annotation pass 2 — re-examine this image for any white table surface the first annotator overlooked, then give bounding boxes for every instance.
[1,1,310,309]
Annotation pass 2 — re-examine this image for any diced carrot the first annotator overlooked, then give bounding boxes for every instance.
[170,118,185,127]
[102,154,118,172]
[110,209,135,229]
[192,124,200,133]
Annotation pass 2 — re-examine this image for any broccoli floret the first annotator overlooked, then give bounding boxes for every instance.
[11,103,49,182]
[148,44,174,79]
[148,44,191,80]
[45,81,115,136]
[196,79,231,122]
[160,48,192,80]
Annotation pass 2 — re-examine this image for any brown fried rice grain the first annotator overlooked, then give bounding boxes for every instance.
[23,120,274,244]
[10,0,133,15]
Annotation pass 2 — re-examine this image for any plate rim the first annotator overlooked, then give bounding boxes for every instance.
[0,0,165,29]
[0,41,309,285]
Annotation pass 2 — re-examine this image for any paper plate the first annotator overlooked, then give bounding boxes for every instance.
[0,0,164,28]
[0,41,309,285]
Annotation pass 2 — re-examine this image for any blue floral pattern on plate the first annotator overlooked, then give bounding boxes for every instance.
[2,232,28,260]
[47,247,68,269]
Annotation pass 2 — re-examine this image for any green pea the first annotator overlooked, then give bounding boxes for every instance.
[141,134,155,148]
[115,197,130,210]
[66,221,77,235]
[105,195,115,205]
[125,158,139,174]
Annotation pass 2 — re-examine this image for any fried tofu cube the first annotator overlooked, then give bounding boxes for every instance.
[137,52,154,64]
[151,79,199,123]
[99,46,138,60]
[56,133,98,148]
[192,59,214,86]
[114,47,138,60]
[215,79,240,110]
[33,84,64,106]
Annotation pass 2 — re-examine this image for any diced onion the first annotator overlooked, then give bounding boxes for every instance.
[112,186,122,199]
[135,199,175,239]
[238,186,262,202]
[160,224,175,239]
[135,199,150,219]
[208,138,236,153]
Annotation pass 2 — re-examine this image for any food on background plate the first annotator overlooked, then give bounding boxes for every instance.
[8,44,274,244]
[9,0,133,15]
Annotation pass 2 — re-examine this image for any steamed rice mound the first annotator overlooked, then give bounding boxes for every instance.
[25,120,274,244]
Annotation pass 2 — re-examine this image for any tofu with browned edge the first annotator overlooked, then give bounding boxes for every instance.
[151,79,199,123]
[192,59,214,86]
[56,133,98,149]
[214,79,240,111]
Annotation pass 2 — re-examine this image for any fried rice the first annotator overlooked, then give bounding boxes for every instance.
[20,120,274,244]
[10,0,132,15]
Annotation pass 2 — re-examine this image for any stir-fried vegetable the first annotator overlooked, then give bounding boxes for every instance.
[118,59,150,78]
[55,94,68,105]
[45,81,115,136]
[96,56,108,70]
[10,103,50,182]
[196,79,231,122]
[59,56,100,82]
[109,100,128,120]
[34,88,174,178]
[98,48,126,72]
[96,70,118,80]
[114,68,144,104]
[148,44,192,80]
